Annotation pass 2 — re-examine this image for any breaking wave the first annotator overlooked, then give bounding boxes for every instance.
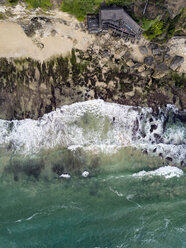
[0,100,185,165]
[133,166,184,179]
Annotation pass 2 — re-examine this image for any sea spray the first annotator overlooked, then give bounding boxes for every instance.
[0,101,185,247]
[133,166,184,179]
[0,100,185,165]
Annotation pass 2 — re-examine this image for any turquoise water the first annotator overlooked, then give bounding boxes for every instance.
[0,100,185,247]
[0,148,186,248]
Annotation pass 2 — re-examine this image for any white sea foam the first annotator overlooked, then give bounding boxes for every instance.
[82,171,89,178]
[109,186,123,197]
[59,174,71,179]
[26,213,38,221]
[0,100,185,164]
[133,166,184,179]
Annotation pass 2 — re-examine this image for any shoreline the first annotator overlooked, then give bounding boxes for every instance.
[0,4,185,120]
[0,20,94,61]
[0,99,185,168]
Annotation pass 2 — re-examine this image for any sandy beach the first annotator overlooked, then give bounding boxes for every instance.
[0,19,94,60]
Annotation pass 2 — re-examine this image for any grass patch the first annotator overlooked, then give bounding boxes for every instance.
[141,16,165,41]
[8,0,52,9]
[0,13,5,19]
[61,0,102,21]
[24,0,52,9]
[141,8,185,41]
[61,0,133,21]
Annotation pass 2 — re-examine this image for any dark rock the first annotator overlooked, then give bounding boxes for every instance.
[164,54,171,61]
[153,148,157,153]
[180,161,184,167]
[141,131,146,138]
[148,42,158,50]
[166,157,172,162]
[103,49,110,57]
[154,54,164,64]
[142,149,148,155]
[145,3,165,20]
[155,63,169,71]
[175,111,186,123]
[132,118,139,136]
[159,46,169,53]
[154,133,163,143]
[23,16,52,37]
[150,124,157,133]
[159,153,163,158]
[23,162,44,179]
[31,16,51,24]
[144,56,154,66]
[170,55,184,70]
[152,48,160,56]
[14,175,19,181]
[124,51,131,60]
[52,163,65,175]
[152,63,169,79]
[139,46,148,55]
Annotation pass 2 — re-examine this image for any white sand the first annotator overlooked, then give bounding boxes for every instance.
[0,22,41,59]
[0,21,94,61]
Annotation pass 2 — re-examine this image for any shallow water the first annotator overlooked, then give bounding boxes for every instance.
[0,147,186,248]
[0,100,185,247]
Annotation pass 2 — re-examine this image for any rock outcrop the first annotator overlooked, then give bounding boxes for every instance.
[0,4,185,120]
[170,55,184,70]
[0,38,185,120]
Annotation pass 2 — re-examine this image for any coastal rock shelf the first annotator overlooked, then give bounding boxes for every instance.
[0,4,185,120]
[0,46,185,120]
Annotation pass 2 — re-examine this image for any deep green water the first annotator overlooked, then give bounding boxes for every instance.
[0,148,186,248]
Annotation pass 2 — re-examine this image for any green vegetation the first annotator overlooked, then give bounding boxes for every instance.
[61,0,102,21]
[61,0,133,21]
[8,0,18,4]
[0,13,5,19]
[171,72,186,88]
[166,9,185,38]
[6,0,185,43]
[55,57,69,82]
[24,0,52,9]
[70,49,88,80]
[8,0,52,9]
[141,7,185,42]
[141,16,165,41]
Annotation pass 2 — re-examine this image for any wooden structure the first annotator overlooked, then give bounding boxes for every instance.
[87,6,142,38]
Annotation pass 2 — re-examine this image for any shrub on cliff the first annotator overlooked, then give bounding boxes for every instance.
[8,0,52,9]
[142,16,164,41]
[8,0,18,4]
[61,0,133,21]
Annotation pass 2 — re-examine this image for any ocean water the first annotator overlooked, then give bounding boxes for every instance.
[0,100,185,248]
